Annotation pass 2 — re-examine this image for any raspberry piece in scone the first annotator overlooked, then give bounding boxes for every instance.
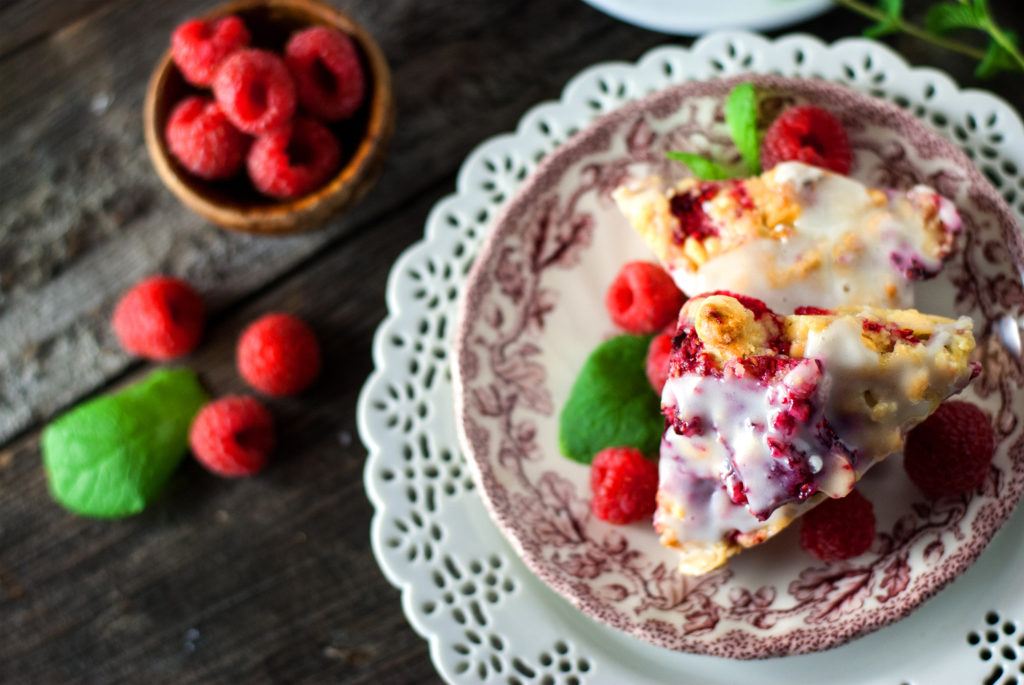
[590,447,658,524]
[247,117,340,199]
[761,105,852,175]
[172,16,251,87]
[213,49,296,135]
[605,261,685,334]
[165,96,247,180]
[237,313,322,396]
[112,276,204,360]
[800,489,876,561]
[655,293,977,575]
[285,26,366,121]
[904,400,995,497]
[190,396,275,477]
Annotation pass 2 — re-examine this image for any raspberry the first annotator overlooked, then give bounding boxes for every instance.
[590,447,658,524]
[112,276,204,360]
[237,313,321,396]
[761,105,852,175]
[213,49,296,135]
[246,117,340,199]
[646,331,673,394]
[904,401,995,497]
[285,26,366,121]
[189,396,275,477]
[171,16,251,87]
[165,96,247,180]
[800,489,876,561]
[605,262,685,334]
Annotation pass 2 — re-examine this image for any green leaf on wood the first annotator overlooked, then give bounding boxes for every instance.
[925,3,983,34]
[558,334,663,464]
[665,151,732,181]
[725,82,761,174]
[875,0,903,17]
[41,368,209,518]
[976,32,1019,78]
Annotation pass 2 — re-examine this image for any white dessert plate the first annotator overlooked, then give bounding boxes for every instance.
[361,32,1024,681]
[580,0,833,35]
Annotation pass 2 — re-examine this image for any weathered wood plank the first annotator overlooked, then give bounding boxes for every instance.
[0,0,668,445]
[0,188,441,684]
[0,0,115,58]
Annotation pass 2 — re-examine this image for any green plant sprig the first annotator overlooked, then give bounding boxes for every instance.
[832,0,1024,78]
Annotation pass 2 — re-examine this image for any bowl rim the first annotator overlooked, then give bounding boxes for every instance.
[452,72,1024,658]
[143,0,394,235]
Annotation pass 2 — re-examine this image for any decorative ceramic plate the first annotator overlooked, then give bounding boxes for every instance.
[452,74,1024,656]
[361,32,1024,681]
[579,0,833,35]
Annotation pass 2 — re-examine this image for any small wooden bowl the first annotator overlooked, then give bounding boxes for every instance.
[144,0,394,235]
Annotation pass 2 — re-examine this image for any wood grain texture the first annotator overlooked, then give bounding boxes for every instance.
[0,0,666,444]
[2,0,1023,682]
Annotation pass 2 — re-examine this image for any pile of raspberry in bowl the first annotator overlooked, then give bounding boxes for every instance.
[163,11,367,200]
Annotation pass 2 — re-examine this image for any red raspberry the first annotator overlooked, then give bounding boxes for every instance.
[904,401,995,497]
[285,26,366,121]
[590,447,659,524]
[237,313,321,396]
[189,396,275,477]
[246,117,340,199]
[165,96,247,180]
[213,49,296,135]
[171,16,251,87]
[761,105,852,175]
[605,262,685,334]
[112,276,204,360]
[800,489,876,562]
[646,331,673,394]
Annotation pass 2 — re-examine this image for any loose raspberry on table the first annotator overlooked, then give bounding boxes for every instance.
[189,396,275,477]
[646,331,674,395]
[761,105,853,175]
[171,16,251,87]
[904,401,995,497]
[213,49,296,135]
[246,116,340,199]
[590,447,658,524]
[285,26,366,121]
[605,261,685,334]
[165,96,248,180]
[112,276,204,360]
[237,313,321,396]
[800,489,876,562]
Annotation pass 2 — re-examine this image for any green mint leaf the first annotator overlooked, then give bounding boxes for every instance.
[864,19,899,38]
[725,82,761,174]
[665,151,732,181]
[971,0,990,22]
[976,34,1017,78]
[925,3,983,34]
[42,368,209,518]
[558,334,663,463]
[875,0,903,19]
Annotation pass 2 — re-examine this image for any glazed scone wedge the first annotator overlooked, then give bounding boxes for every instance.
[612,161,962,312]
[656,292,978,575]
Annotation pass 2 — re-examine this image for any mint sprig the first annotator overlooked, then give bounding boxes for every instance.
[665,151,732,181]
[41,368,209,518]
[558,334,663,463]
[833,0,1024,78]
[725,83,761,174]
[666,82,762,180]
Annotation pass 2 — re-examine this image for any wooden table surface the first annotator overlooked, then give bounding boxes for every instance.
[2,1,1022,682]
